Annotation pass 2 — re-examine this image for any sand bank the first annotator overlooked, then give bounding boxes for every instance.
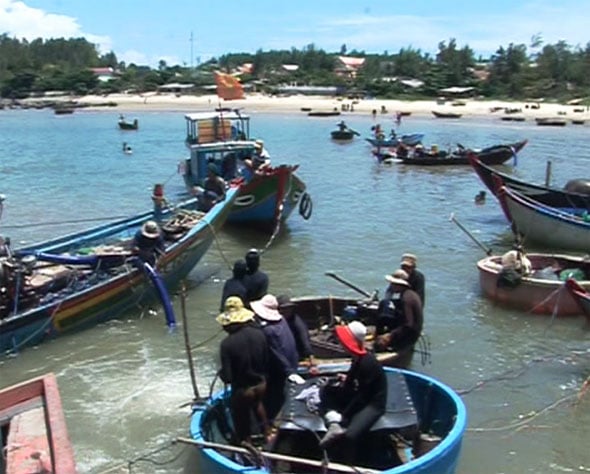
[24,92,590,121]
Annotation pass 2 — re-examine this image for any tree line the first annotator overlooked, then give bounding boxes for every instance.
[2,33,590,101]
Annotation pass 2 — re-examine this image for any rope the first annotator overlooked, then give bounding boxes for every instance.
[203,219,233,271]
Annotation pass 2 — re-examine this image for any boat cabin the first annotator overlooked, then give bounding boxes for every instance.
[184,111,250,146]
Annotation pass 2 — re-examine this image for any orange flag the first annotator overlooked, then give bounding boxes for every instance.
[214,72,244,100]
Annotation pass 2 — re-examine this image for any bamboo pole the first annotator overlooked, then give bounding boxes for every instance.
[180,282,200,400]
[176,437,379,474]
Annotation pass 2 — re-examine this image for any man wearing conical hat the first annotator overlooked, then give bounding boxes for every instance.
[217,296,270,444]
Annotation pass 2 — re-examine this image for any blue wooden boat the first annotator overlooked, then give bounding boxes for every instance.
[497,185,590,251]
[468,153,590,210]
[181,111,311,230]
[188,366,467,474]
[0,188,238,355]
[365,133,424,148]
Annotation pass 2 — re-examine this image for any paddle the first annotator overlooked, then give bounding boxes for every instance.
[324,271,374,299]
[449,213,493,256]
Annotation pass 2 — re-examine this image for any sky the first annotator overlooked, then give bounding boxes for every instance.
[1,0,590,67]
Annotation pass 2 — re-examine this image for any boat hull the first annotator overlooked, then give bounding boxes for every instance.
[477,254,590,316]
[0,190,237,354]
[189,367,466,474]
[497,186,590,251]
[565,279,590,322]
[468,154,590,209]
[365,134,424,147]
[0,373,77,474]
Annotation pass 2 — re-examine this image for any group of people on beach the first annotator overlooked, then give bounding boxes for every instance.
[214,248,426,464]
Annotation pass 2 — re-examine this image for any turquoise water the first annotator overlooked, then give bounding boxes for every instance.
[1,107,589,473]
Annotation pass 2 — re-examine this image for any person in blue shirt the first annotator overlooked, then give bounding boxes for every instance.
[251,293,298,421]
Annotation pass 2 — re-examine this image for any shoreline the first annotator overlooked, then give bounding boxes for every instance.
[14,92,590,121]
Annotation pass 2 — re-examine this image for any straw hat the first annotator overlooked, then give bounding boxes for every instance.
[254,139,264,149]
[385,269,410,286]
[216,296,254,326]
[251,294,282,321]
[141,220,160,239]
[400,253,417,267]
[335,321,367,356]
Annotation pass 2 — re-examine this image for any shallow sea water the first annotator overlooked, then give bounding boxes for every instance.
[0,107,589,473]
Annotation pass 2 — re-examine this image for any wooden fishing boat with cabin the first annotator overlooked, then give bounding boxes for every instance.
[181,110,311,230]
[0,187,238,355]
[0,373,77,473]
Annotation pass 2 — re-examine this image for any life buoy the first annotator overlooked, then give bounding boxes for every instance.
[299,192,313,220]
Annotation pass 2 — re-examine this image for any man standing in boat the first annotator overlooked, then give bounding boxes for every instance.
[193,163,226,211]
[217,296,271,445]
[399,253,425,307]
[376,269,423,354]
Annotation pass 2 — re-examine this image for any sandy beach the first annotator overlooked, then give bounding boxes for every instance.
[17,91,590,122]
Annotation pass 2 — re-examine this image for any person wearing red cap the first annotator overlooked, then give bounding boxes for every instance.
[318,321,387,463]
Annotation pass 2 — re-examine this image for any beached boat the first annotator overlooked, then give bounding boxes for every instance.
[181,111,311,229]
[468,153,590,210]
[565,279,590,322]
[496,185,590,252]
[390,139,527,166]
[432,111,462,119]
[477,253,590,316]
[308,110,341,117]
[290,295,420,368]
[187,365,466,474]
[365,133,424,148]
[0,373,77,473]
[500,115,525,122]
[0,189,238,355]
[53,106,75,115]
[118,117,139,130]
[535,117,567,126]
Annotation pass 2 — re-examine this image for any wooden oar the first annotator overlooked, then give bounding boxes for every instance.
[176,437,380,474]
[449,213,493,255]
[324,271,372,298]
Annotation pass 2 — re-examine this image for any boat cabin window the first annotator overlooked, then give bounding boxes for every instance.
[185,116,250,145]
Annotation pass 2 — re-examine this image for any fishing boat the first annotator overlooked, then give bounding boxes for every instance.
[431,111,462,119]
[0,373,77,473]
[308,110,341,117]
[468,153,590,210]
[53,106,75,115]
[181,110,311,230]
[118,117,139,130]
[384,140,527,166]
[290,295,422,368]
[330,122,359,141]
[477,253,590,316]
[565,279,590,322]
[496,185,590,252]
[186,365,467,474]
[535,117,567,126]
[0,188,238,355]
[365,133,424,148]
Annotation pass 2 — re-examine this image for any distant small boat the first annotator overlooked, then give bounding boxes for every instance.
[308,110,341,117]
[53,106,75,115]
[535,117,567,126]
[432,110,462,119]
[501,116,526,122]
[571,119,585,125]
[118,117,139,130]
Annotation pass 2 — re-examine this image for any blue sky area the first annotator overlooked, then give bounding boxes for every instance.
[2,0,590,67]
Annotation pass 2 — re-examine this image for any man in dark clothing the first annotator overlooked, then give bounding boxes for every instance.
[251,294,299,421]
[196,163,226,211]
[400,253,425,307]
[220,260,249,311]
[376,269,423,353]
[277,294,317,372]
[243,248,269,302]
[319,321,387,464]
[132,220,165,266]
[218,296,270,445]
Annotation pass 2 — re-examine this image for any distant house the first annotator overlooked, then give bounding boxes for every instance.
[157,83,195,94]
[90,67,117,82]
[335,56,365,79]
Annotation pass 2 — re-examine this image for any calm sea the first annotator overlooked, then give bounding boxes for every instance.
[0,107,589,473]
